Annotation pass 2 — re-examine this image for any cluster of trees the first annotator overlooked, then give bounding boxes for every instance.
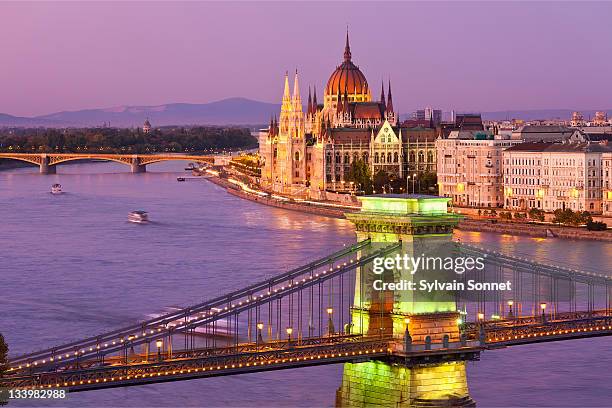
[552,209,607,230]
[345,159,437,195]
[0,126,257,154]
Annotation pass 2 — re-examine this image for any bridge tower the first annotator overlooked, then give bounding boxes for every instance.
[336,194,474,407]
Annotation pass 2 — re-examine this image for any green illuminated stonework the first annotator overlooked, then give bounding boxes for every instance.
[337,195,474,407]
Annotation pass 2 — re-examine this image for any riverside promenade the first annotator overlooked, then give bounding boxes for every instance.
[205,171,612,242]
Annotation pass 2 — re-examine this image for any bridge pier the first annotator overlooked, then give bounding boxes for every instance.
[39,155,56,174]
[336,195,474,407]
[130,159,146,173]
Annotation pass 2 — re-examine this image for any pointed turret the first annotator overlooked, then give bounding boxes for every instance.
[292,69,302,113]
[313,86,318,111]
[380,81,386,111]
[307,87,313,116]
[336,90,343,113]
[387,80,394,114]
[282,71,291,103]
[344,28,352,62]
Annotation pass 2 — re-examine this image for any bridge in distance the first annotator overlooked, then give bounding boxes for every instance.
[0,153,215,173]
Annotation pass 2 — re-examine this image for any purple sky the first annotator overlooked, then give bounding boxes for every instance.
[1,1,611,117]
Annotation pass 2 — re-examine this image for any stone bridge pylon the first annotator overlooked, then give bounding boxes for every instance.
[337,194,475,407]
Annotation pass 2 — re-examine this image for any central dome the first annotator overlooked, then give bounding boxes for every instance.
[324,32,371,101]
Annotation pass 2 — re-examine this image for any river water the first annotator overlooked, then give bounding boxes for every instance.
[1,161,611,407]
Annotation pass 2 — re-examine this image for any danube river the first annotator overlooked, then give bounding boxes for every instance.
[1,161,611,407]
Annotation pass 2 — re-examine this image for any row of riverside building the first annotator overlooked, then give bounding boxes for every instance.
[258,32,612,216]
[437,128,612,216]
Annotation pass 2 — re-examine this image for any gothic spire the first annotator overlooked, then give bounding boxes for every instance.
[387,80,394,114]
[312,86,318,111]
[343,28,352,62]
[380,80,386,108]
[307,87,312,116]
[282,71,291,103]
[292,69,301,108]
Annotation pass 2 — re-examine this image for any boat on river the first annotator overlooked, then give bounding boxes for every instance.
[128,210,149,224]
[51,184,62,194]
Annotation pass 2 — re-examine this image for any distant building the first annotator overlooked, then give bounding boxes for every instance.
[603,151,612,216]
[413,108,442,127]
[440,114,484,138]
[436,130,521,208]
[143,119,152,134]
[593,111,608,126]
[503,142,612,213]
[510,125,585,142]
[570,111,584,127]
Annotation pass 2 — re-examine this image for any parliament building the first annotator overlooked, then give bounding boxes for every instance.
[259,32,436,198]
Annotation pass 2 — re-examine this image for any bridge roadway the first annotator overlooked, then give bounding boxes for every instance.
[2,311,611,392]
[1,239,611,394]
[0,153,214,173]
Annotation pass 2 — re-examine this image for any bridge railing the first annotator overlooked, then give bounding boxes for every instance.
[9,239,406,376]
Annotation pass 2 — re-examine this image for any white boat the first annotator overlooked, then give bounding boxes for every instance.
[51,184,62,194]
[128,210,149,224]
[146,306,232,337]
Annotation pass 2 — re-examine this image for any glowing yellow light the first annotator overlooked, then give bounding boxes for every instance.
[507,300,514,306]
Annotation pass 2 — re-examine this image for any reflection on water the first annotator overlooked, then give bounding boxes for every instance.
[1,161,610,407]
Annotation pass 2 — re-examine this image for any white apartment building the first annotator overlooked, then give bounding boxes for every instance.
[603,151,612,216]
[503,142,611,213]
[436,131,521,208]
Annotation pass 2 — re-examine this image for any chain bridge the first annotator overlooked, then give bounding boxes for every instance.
[1,195,610,407]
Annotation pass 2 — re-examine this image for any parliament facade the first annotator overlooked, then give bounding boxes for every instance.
[259,32,436,198]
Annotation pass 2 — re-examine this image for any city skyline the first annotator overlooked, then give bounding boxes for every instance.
[2,2,612,117]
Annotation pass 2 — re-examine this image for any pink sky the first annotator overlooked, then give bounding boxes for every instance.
[1,1,611,116]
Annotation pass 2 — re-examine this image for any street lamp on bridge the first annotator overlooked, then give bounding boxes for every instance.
[507,300,514,318]
[540,303,547,323]
[156,339,163,362]
[256,322,264,348]
[326,308,335,336]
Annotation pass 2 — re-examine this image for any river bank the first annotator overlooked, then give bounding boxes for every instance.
[207,174,612,242]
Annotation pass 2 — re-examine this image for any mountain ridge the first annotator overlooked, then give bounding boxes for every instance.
[1,99,611,128]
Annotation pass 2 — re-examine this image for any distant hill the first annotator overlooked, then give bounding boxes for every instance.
[3,100,611,128]
[33,98,280,128]
[0,113,68,127]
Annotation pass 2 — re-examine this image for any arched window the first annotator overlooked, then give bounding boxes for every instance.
[381,153,385,164]
[387,152,392,163]
[335,152,341,164]
[409,151,415,163]
[427,151,433,163]
[344,153,350,164]
[326,152,332,163]
[295,151,300,161]
[394,152,399,163]
[418,151,424,162]
[363,152,369,164]
[353,153,359,163]
[273,148,277,158]
[374,152,379,163]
